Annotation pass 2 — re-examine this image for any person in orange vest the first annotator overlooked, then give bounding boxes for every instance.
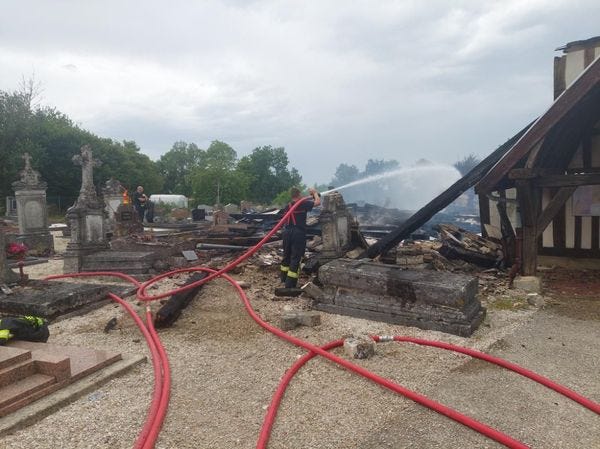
[279,187,321,288]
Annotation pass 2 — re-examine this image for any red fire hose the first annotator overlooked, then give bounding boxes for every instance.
[44,197,599,448]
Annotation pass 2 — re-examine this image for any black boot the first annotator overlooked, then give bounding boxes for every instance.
[284,276,297,289]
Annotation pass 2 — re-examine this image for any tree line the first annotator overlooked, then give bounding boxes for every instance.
[0,83,302,213]
[1,81,480,214]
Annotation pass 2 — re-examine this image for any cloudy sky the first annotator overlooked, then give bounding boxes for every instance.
[1,1,599,184]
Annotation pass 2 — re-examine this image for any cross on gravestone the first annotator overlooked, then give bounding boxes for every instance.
[73,144,102,197]
[15,152,44,188]
[22,152,32,171]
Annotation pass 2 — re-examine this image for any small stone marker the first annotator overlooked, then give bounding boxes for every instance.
[513,276,542,293]
[181,250,199,262]
[344,335,376,359]
[280,310,322,331]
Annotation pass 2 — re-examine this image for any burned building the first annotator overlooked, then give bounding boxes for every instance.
[476,36,600,275]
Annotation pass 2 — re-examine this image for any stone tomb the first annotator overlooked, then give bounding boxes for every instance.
[0,280,134,319]
[101,178,124,237]
[319,192,353,259]
[63,145,109,273]
[11,153,54,255]
[81,251,159,275]
[312,259,485,337]
[0,341,121,417]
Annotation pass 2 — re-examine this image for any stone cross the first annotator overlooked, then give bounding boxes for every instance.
[17,152,43,187]
[22,152,32,171]
[73,145,102,195]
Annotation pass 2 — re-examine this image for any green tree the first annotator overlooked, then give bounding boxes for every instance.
[190,140,250,205]
[157,141,205,195]
[454,154,480,176]
[237,145,302,204]
[331,163,360,187]
[364,158,399,176]
[0,84,164,211]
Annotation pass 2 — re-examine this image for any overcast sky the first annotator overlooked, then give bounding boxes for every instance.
[1,1,599,185]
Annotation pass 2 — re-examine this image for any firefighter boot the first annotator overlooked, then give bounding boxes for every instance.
[280,266,289,283]
[284,275,298,289]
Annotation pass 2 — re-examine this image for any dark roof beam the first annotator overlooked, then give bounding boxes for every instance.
[535,173,600,188]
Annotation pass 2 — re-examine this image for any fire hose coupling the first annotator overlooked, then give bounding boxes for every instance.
[377,335,394,342]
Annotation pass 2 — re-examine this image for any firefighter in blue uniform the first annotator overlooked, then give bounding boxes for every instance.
[279,187,321,288]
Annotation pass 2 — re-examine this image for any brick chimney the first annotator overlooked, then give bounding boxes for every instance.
[554,36,600,99]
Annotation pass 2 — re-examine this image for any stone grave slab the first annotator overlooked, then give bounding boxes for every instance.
[0,281,134,319]
[314,259,485,337]
[81,251,158,275]
[0,341,122,417]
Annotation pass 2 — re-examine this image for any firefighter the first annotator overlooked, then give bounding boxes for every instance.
[279,187,321,289]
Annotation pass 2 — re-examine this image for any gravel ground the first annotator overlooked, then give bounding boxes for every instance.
[0,234,597,448]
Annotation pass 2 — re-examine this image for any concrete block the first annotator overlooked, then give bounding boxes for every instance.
[280,312,300,331]
[300,282,326,300]
[343,336,375,359]
[280,310,321,331]
[513,276,542,293]
[296,311,321,327]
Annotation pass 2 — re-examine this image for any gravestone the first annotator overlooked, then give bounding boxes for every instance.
[213,210,230,225]
[320,192,353,259]
[63,145,109,273]
[11,153,54,255]
[102,178,124,237]
[113,203,143,237]
[0,229,19,285]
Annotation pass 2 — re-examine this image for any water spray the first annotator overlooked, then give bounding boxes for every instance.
[320,164,461,196]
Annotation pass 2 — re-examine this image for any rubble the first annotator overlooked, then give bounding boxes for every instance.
[436,224,503,268]
[343,335,376,359]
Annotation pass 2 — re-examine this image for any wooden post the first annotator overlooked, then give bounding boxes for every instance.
[515,180,539,275]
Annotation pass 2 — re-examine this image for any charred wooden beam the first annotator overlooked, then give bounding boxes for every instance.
[515,180,540,276]
[362,124,532,259]
[154,272,207,328]
[535,173,600,187]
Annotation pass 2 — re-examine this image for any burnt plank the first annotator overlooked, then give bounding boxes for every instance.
[478,194,490,237]
[536,173,600,187]
[154,272,207,328]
